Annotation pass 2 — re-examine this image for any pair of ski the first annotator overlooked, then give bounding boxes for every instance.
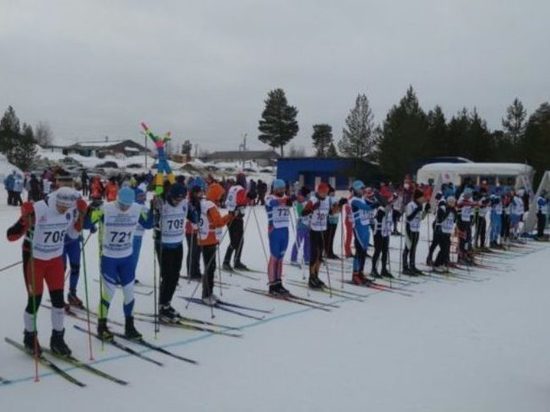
[285,279,366,302]
[343,279,414,298]
[4,337,126,387]
[243,288,337,312]
[179,296,271,321]
[221,267,261,281]
[134,311,243,338]
[73,325,198,365]
[44,305,198,364]
[0,376,12,385]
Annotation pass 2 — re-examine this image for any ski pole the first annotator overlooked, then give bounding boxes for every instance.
[27,215,40,382]
[340,209,344,289]
[251,206,269,266]
[80,232,94,361]
[398,213,405,279]
[217,245,223,297]
[0,260,22,273]
[320,231,333,298]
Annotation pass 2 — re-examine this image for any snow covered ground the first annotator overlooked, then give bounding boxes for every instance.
[1,189,550,412]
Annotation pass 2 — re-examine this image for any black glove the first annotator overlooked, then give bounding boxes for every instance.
[286,198,293,207]
[338,198,348,206]
[424,203,431,212]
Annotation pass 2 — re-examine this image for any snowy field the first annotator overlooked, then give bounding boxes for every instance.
[1,190,550,412]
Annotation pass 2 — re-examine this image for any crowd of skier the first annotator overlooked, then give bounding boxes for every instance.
[4,170,549,359]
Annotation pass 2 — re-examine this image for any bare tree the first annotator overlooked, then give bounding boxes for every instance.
[34,121,54,147]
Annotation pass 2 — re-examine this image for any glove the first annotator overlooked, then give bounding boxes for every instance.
[338,198,348,206]
[76,198,88,213]
[424,203,431,212]
[246,192,256,200]
[21,202,34,218]
[312,202,321,211]
[89,225,97,234]
[286,198,293,207]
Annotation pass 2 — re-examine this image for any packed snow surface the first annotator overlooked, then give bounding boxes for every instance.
[0,190,549,412]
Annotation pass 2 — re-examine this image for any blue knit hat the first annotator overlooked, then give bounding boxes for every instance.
[352,180,365,193]
[169,183,187,199]
[272,179,286,190]
[118,187,135,206]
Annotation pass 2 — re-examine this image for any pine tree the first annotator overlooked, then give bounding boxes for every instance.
[0,106,21,154]
[6,123,37,171]
[520,102,550,184]
[338,93,376,159]
[377,86,428,181]
[424,106,448,157]
[258,89,299,157]
[467,108,494,161]
[326,142,338,157]
[311,124,333,157]
[502,98,527,145]
[0,106,21,134]
[447,108,471,158]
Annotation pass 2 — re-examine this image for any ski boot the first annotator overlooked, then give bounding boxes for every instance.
[222,262,233,272]
[411,266,424,276]
[381,268,394,279]
[352,272,371,286]
[97,318,114,341]
[401,266,417,276]
[370,268,383,279]
[426,256,433,266]
[67,291,84,308]
[308,275,325,289]
[202,294,218,306]
[124,316,142,340]
[159,305,180,323]
[234,261,249,271]
[50,329,71,356]
[23,330,42,356]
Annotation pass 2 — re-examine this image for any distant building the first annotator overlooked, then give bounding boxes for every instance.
[201,150,280,167]
[276,157,384,190]
[62,139,150,158]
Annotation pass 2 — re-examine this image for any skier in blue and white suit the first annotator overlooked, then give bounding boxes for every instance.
[265,179,292,296]
[349,180,374,285]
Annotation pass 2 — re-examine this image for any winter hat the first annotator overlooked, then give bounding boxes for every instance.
[169,183,187,200]
[55,187,78,208]
[118,187,135,206]
[463,188,473,198]
[134,188,146,204]
[352,180,365,193]
[413,189,424,200]
[272,179,286,190]
[317,182,329,195]
[206,183,225,202]
[236,173,247,188]
[435,191,443,200]
[191,176,207,192]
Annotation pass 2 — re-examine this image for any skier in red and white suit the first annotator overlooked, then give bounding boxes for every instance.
[6,187,87,356]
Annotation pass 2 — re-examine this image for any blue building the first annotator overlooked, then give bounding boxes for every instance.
[276,157,383,190]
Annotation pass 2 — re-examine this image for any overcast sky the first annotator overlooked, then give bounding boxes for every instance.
[1,0,549,152]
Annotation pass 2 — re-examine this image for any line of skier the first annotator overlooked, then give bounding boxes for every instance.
[5,172,549,358]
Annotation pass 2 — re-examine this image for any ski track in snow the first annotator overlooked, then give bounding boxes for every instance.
[1,190,550,412]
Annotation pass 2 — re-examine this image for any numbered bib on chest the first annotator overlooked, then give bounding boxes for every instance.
[382,210,393,237]
[310,197,329,231]
[442,213,455,234]
[226,186,243,211]
[102,203,141,258]
[32,201,73,260]
[161,201,187,244]
[461,206,472,221]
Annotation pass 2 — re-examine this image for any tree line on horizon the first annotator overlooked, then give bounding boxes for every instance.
[257,87,550,183]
